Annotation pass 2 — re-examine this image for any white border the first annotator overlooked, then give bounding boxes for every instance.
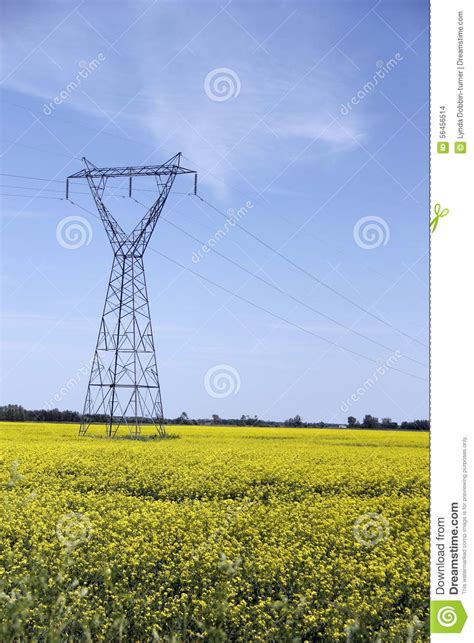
[431,0,473,638]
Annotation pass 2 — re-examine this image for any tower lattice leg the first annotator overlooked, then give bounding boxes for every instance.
[80,256,165,438]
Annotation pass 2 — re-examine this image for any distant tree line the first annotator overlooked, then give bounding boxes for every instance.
[347,414,430,431]
[0,405,81,423]
[0,405,429,431]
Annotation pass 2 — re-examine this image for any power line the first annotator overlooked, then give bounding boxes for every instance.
[0,172,192,195]
[0,183,91,196]
[0,173,64,184]
[195,194,428,349]
[0,192,64,200]
[181,153,337,239]
[151,247,427,382]
[132,197,427,369]
[67,198,426,382]
[3,165,422,327]
[2,177,427,378]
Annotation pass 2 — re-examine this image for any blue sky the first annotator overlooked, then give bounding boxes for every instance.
[0,0,429,423]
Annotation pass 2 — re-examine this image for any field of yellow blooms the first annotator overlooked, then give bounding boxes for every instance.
[0,422,429,641]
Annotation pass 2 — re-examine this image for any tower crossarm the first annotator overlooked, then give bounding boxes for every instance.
[67,154,196,257]
[67,154,195,179]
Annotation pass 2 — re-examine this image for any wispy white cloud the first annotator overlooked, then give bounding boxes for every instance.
[274,116,364,148]
[1,0,366,198]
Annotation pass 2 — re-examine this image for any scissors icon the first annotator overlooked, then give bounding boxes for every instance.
[430,203,449,233]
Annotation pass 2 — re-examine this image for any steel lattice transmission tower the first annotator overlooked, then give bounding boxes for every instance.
[67,154,196,438]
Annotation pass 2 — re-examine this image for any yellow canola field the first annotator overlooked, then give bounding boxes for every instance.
[0,423,429,641]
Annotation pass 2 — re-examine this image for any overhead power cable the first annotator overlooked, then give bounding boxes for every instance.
[0,172,63,183]
[4,170,427,352]
[0,192,64,200]
[151,247,427,381]
[0,173,426,381]
[66,197,426,382]
[0,183,91,196]
[132,197,427,369]
[194,194,428,350]
[0,172,190,195]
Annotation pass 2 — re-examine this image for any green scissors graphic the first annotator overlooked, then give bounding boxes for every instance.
[430,203,449,233]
